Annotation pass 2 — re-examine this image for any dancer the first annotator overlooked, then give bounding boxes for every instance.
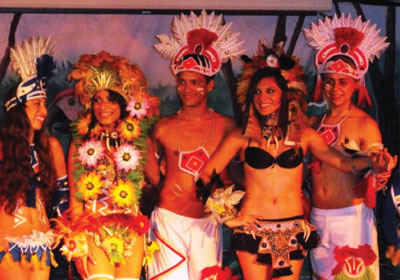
[303,14,397,279]
[54,51,159,280]
[0,37,66,280]
[199,42,395,280]
[146,10,244,280]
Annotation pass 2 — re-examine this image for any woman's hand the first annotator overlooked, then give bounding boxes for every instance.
[369,148,397,174]
[224,214,261,230]
[74,253,96,279]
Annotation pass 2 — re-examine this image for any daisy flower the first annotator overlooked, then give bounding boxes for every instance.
[60,233,89,262]
[109,180,137,208]
[114,143,140,171]
[126,96,150,119]
[118,117,141,141]
[78,140,104,167]
[76,172,104,201]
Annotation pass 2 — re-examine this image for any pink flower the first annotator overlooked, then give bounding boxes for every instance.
[78,140,104,167]
[126,97,150,119]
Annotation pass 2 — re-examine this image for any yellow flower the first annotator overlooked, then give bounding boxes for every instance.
[118,117,141,141]
[109,180,137,208]
[143,240,160,266]
[76,172,104,201]
[101,235,125,265]
[103,235,124,254]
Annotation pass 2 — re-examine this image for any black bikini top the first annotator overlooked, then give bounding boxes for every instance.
[244,140,304,169]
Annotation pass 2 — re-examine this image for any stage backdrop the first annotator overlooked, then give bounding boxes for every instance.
[0,2,398,154]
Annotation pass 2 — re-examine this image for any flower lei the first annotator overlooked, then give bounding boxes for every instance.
[72,94,159,211]
[53,51,160,266]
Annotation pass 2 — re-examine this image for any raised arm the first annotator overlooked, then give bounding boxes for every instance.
[304,127,394,174]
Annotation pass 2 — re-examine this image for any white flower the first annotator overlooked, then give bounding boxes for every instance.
[78,140,105,167]
[114,143,140,171]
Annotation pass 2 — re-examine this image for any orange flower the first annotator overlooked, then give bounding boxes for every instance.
[146,95,161,119]
[77,113,92,136]
[118,117,141,141]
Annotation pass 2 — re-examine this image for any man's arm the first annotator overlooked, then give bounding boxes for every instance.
[144,135,161,186]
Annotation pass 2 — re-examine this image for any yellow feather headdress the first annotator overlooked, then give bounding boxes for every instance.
[67,51,148,110]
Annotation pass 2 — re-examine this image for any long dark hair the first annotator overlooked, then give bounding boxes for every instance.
[245,67,289,137]
[84,89,128,140]
[0,86,56,214]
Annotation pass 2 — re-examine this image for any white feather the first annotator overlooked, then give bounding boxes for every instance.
[10,36,53,81]
[303,13,388,64]
[153,9,244,66]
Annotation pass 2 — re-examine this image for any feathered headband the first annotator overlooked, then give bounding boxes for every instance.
[236,40,307,139]
[154,10,245,77]
[67,51,149,111]
[5,37,55,111]
[303,13,389,106]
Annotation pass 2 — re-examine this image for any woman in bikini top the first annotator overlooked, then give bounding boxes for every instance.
[200,66,389,280]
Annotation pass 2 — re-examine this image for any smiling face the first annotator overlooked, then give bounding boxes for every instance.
[25,97,48,131]
[252,77,282,116]
[93,90,121,131]
[176,71,214,108]
[322,73,360,108]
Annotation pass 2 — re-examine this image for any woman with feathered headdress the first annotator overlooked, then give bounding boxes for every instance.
[199,40,395,279]
[53,51,160,280]
[0,37,66,280]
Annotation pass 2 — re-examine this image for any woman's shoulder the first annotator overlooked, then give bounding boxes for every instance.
[48,136,63,151]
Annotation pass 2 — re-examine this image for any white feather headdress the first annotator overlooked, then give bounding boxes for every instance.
[303,14,389,106]
[10,37,55,81]
[303,14,389,68]
[5,37,55,111]
[154,10,245,76]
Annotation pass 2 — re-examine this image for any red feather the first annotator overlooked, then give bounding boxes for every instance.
[334,27,364,49]
[187,28,218,50]
[313,79,322,102]
[357,85,372,107]
[200,266,239,280]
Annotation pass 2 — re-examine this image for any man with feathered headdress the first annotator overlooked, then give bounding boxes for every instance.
[303,14,396,279]
[145,10,244,279]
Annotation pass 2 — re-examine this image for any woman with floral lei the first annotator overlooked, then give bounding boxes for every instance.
[57,51,159,280]
[199,41,394,280]
[0,37,67,280]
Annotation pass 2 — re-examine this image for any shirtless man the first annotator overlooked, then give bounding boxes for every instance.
[303,14,397,279]
[145,10,243,279]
